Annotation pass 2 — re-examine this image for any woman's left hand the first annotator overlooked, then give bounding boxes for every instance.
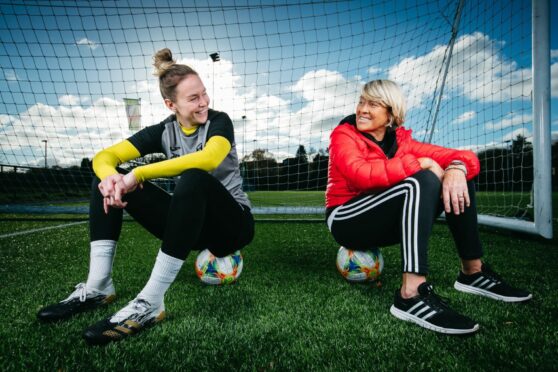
[442,169,469,215]
[103,172,140,213]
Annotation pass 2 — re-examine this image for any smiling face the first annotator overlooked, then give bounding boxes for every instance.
[355,96,391,140]
[164,74,210,128]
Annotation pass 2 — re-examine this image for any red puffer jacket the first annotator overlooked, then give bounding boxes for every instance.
[326,123,480,208]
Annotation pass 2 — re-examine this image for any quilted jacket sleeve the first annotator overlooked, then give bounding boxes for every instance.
[404,139,480,180]
[329,126,422,192]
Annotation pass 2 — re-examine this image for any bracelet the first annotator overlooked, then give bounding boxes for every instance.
[449,160,465,166]
[444,164,467,176]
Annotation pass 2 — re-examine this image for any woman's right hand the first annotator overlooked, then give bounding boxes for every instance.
[418,157,443,181]
[98,174,126,214]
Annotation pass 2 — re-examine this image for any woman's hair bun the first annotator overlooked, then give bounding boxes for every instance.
[153,48,176,77]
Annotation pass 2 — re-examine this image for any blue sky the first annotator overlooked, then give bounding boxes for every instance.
[0,0,556,167]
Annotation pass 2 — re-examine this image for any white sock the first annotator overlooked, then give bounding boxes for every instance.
[86,240,117,291]
[137,249,184,307]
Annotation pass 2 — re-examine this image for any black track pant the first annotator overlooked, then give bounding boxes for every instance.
[89,168,255,260]
[327,170,483,275]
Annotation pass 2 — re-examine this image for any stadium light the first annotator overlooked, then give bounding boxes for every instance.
[41,139,47,168]
[209,52,220,62]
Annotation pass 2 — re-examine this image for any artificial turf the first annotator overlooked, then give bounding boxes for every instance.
[0,218,556,370]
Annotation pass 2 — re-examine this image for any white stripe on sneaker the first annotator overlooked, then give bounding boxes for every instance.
[414,305,431,318]
[407,301,425,314]
[478,279,492,288]
[471,277,485,286]
[422,310,437,320]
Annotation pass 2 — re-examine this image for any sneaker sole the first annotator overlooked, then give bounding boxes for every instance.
[84,311,166,346]
[454,281,532,302]
[390,305,479,335]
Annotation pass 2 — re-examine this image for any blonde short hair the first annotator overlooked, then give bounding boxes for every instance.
[361,80,406,126]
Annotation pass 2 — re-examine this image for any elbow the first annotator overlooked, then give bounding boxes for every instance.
[463,150,480,177]
[91,151,103,166]
[91,150,107,171]
[203,157,224,172]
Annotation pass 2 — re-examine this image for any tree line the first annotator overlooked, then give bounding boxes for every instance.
[1,135,557,203]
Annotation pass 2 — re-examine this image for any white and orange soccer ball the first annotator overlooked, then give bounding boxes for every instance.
[195,249,243,285]
[336,246,384,283]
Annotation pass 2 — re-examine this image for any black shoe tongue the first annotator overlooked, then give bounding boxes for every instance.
[418,282,434,295]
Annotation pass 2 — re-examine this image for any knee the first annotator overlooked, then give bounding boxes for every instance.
[408,170,441,195]
[173,168,211,197]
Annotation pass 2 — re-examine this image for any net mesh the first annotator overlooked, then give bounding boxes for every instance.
[0,0,536,219]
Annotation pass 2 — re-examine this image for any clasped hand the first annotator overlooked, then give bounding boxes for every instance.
[418,157,469,215]
[98,172,141,214]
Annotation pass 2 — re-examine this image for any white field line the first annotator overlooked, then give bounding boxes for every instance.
[0,221,87,239]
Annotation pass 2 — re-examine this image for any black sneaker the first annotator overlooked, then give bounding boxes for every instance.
[83,297,165,346]
[37,282,116,323]
[454,263,532,302]
[390,282,479,335]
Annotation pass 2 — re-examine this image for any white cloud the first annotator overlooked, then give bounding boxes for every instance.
[5,70,18,81]
[454,111,476,124]
[129,80,155,94]
[389,32,531,109]
[367,66,383,75]
[58,95,89,106]
[486,113,532,131]
[76,38,99,50]
[0,99,128,167]
[0,114,15,126]
[551,49,558,60]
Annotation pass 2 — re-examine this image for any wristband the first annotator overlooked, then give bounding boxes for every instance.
[444,164,467,176]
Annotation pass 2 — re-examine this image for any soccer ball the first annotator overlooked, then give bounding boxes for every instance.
[336,246,384,283]
[195,249,243,285]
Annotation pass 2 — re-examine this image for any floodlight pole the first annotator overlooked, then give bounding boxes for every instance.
[41,139,48,168]
[210,52,220,109]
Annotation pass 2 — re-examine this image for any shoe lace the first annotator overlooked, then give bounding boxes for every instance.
[111,298,152,323]
[479,263,503,284]
[62,283,88,303]
[421,285,451,312]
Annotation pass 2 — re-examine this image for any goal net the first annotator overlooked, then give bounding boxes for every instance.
[0,1,550,229]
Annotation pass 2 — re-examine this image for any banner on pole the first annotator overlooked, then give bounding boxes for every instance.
[123,98,141,131]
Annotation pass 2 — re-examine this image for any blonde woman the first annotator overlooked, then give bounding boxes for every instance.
[326,79,531,334]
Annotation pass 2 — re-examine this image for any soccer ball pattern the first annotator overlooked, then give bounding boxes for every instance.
[195,249,243,285]
[336,246,384,282]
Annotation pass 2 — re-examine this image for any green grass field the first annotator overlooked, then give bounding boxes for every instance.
[1,193,557,370]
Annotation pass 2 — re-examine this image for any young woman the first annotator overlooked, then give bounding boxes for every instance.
[326,79,531,335]
[37,48,254,345]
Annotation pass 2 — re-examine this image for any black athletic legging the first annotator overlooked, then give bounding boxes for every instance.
[89,168,255,260]
[327,170,483,275]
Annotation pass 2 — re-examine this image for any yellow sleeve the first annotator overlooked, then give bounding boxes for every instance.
[132,136,231,182]
[92,140,141,180]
